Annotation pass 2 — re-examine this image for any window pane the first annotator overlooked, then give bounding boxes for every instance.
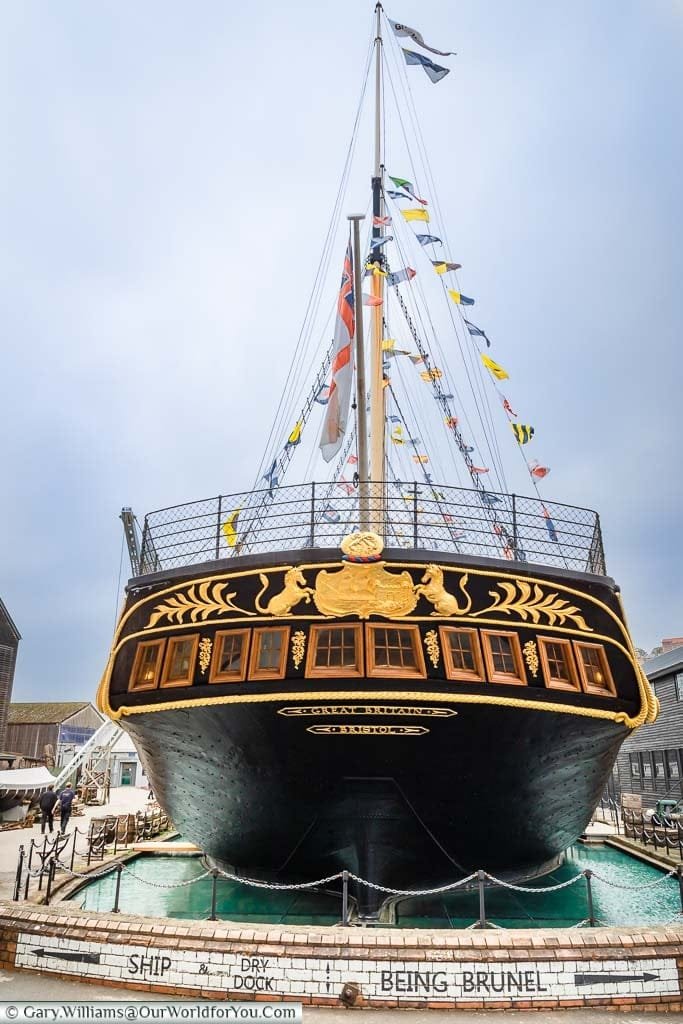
[654,755,665,779]
[545,642,571,681]
[373,628,417,669]
[167,640,194,682]
[629,754,640,777]
[314,628,357,669]
[667,751,680,779]
[641,756,652,779]
[258,632,283,670]
[219,634,244,674]
[132,644,161,688]
[579,646,606,687]
[676,673,683,701]
[490,635,515,674]
[447,632,475,672]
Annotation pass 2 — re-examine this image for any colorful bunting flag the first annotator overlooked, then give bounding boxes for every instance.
[448,289,475,306]
[543,506,558,542]
[501,396,517,417]
[402,48,450,84]
[391,426,404,445]
[388,414,402,423]
[369,235,393,249]
[386,267,416,286]
[471,466,490,474]
[286,420,303,447]
[362,294,383,306]
[463,318,490,347]
[416,234,442,245]
[432,260,462,274]
[337,478,355,495]
[320,240,355,463]
[420,368,443,381]
[445,416,458,428]
[347,454,358,465]
[480,354,509,380]
[222,509,241,548]
[321,505,341,524]
[373,215,392,226]
[480,492,501,506]
[401,208,430,223]
[529,461,550,479]
[381,338,395,351]
[386,189,412,200]
[388,175,428,205]
[365,262,388,277]
[314,384,331,405]
[413,454,429,464]
[389,19,456,56]
[511,423,535,445]
[409,354,425,365]
[262,458,279,498]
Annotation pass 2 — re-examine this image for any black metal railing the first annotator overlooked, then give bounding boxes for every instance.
[138,481,605,576]
[622,810,683,860]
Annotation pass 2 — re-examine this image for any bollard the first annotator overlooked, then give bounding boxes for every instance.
[87,823,94,867]
[341,870,349,926]
[45,858,56,906]
[38,836,48,891]
[13,845,25,902]
[112,862,123,913]
[584,869,595,927]
[209,870,219,921]
[24,840,34,901]
[70,828,78,873]
[476,869,487,929]
[677,865,683,915]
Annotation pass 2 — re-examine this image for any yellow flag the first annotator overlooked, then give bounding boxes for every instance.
[391,426,404,445]
[222,509,241,548]
[413,454,429,464]
[381,338,396,351]
[420,368,443,381]
[365,262,388,276]
[480,354,509,381]
[286,420,302,446]
[433,263,448,274]
[401,208,430,223]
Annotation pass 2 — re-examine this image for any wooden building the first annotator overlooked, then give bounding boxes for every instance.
[0,599,20,751]
[615,646,683,808]
[5,702,104,766]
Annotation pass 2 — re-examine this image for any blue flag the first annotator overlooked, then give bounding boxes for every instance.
[369,235,393,250]
[416,234,442,246]
[402,48,450,84]
[386,189,411,200]
[262,458,279,498]
[463,318,491,348]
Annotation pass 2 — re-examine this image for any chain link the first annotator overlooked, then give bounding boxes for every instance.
[214,868,344,891]
[589,866,679,890]
[483,871,586,893]
[345,871,479,897]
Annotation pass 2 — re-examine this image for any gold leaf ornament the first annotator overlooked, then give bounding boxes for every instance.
[424,629,440,668]
[523,640,539,678]
[291,630,306,669]
[198,637,213,675]
[147,581,254,628]
[476,580,592,632]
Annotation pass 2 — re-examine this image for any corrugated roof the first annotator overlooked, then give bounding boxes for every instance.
[8,702,93,725]
[0,598,20,641]
[644,647,683,682]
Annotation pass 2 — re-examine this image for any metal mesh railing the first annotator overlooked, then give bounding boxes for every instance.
[138,481,605,576]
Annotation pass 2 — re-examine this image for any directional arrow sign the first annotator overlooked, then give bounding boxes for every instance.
[574,972,659,987]
[32,948,101,965]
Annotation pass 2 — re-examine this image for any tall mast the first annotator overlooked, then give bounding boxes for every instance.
[369,1,386,536]
[349,214,370,530]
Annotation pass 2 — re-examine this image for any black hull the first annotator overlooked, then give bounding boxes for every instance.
[122,699,628,915]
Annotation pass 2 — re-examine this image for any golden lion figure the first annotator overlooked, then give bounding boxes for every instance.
[255,568,315,617]
[414,565,472,616]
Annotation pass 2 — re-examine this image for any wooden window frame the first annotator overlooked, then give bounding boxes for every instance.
[305,624,364,679]
[640,752,653,780]
[480,629,526,686]
[629,753,641,778]
[209,629,251,684]
[537,636,581,692]
[573,641,616,697]
[249,626,290,681]
[666,749,681,781]
[160,633,200,689]
[128,639,166,693]
[365,624,427,680]
[439,627,485,683]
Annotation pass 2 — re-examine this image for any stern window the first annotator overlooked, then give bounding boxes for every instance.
[250,627,290,680]
[538,637,580,692]
[366,625,426,679]
[161,635,199,688]
[574,642,616,696]
[210,630,250,683]
[129,640,165,692]
[481,630,525,685]
[307,626,363,677]
[440,628,485,683]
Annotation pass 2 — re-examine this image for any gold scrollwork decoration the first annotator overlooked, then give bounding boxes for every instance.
[290,630,306,669]
[424,629,440,668]
[255,569,315,617]
[474,581,592,632]
[198,637,213,675]
[523,640,539,678]
[147,581,255,628]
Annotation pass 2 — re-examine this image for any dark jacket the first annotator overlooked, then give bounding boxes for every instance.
[39,791,57,813]
[59,789,75,810]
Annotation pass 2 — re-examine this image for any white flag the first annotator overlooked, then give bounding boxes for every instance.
[319,241,355,462]
[389,19,455,57]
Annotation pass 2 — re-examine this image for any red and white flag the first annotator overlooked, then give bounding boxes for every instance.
[320,241,355,462]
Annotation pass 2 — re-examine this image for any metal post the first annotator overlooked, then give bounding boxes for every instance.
[38,836,48,892]
[511,493,518,557]
[70,829,77,872]
[341,870,349,926]
[113,819,119,856]
[13,845,24,902]
[476,869,487,929]
[310,482,316,547]
[112,863,123,914]
[215,496,222,560]
[45,858,56,906]
[87,823,94,866]
[209,870,219,921]
[24,840,34,901]
[413,481,419,547]
[677,865,683,915]
[584,869,595,927]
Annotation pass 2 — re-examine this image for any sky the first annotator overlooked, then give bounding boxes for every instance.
[1,0,682,701]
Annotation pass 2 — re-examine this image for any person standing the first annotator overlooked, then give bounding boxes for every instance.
[38,786,58,834]
[58,784,76,834]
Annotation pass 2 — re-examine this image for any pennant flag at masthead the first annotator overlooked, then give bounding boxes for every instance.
[319,241,355,463]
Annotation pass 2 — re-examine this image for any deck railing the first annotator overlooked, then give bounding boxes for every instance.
[138,481,606,576]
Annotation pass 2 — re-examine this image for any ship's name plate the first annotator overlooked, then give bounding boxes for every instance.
[306,724,428,736]
[278,705,457,718]
[16,938,679,1003]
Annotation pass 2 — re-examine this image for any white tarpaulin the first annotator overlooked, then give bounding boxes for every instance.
[0,766,56,791]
